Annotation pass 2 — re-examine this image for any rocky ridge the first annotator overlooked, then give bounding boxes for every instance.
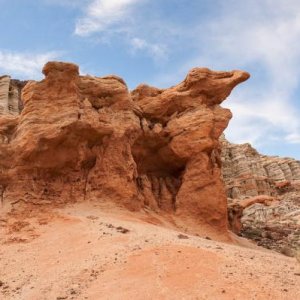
[0,61,249,236]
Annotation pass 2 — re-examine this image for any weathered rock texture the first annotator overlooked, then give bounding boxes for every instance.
[0,62,249,233]
[0,76,26,116]
[221,137,300,199]
[240,192,300,256]
[222,138,300,255]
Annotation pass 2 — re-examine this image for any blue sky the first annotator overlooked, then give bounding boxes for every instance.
[0,0,300,159]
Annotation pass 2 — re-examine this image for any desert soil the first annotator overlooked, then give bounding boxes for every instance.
[0,201,300,300]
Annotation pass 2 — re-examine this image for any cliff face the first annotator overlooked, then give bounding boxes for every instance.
[221,137,300,199]
[221,138,300,255]
[0,76,26,116]
[0,62,249,234]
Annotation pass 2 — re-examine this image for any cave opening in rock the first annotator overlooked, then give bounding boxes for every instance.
[132,135,186,210]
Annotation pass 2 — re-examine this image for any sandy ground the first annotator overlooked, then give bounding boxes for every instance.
[0,201,300,300]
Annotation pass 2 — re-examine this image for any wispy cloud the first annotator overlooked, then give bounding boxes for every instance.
[130,37,167,61]
[73,0,171,61]
[74,0,142,36]
[286,133,300,144]
[203,0,300,147]
[0,50,61,78]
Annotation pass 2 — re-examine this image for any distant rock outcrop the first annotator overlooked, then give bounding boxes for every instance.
[0,76,26,116]
[0,62,249,235]
[222,138,300,255]
[221,137,300,199]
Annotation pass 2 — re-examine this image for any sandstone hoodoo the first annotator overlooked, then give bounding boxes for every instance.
[0,61,249,234]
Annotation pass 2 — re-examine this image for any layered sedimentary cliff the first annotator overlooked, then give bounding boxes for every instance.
[222,138,300,255]
[0,76,26,116]
[221,137,300,199]
[0,62,249,234]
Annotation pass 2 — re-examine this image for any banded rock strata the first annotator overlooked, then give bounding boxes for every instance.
[221,137,300,199]
[222,138,300,255]
[0,76,26,116]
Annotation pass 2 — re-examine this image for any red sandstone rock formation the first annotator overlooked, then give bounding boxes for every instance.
[0,62,249,234]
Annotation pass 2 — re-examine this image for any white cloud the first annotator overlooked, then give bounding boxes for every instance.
[286,133,300,144]
[207,0,300,146]
[74,0,141,36]
[130,37,167,61]
[74,0,170,62]
[0,50,61,78]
